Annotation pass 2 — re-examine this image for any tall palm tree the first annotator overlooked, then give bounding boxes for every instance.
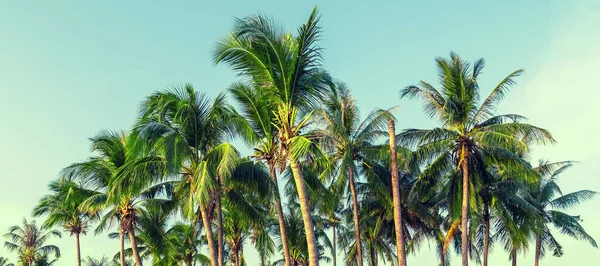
[3,219,61,266]
[529,161,597,266]
[0,257,15,266]
[63,130,166,266]
[387,120,407,266]
[214,7,330,265]
[137,85,237,266]
[315,82,394,266]
[399,52,554,266]
[33,178,99,266]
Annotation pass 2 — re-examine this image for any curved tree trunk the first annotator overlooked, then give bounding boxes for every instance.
[216,177,224,266]
[349,169,364,266]
[75,232,82,266]
[388,120,407,266]
[460,145,470,266]
[289,159,319,266]
[534,236,541,266]
[120,227,126,266]
[332,223,336,266]
[270,164,292,266]
[128,227,144,266]
[200,205,218,266]
[483,203,490,266]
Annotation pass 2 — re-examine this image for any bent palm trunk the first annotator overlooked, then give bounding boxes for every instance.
[75,232,81,266]
[388,120,407,266]
[289,159,319,266]
[200,205,218,266]
[270,164,292,266]
[349,169,364,266]
[460,146,470,266]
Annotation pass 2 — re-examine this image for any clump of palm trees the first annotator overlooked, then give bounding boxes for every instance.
[2,6,597,266]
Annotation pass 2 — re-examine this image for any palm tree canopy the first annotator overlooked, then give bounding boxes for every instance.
[3,219,62,265]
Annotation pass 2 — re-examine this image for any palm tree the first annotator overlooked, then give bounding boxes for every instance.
[85,256,110,266]
[529,161,597,266]
[63,130,167,266]
[34,255,58,266]
[387,119,407,266]
[399,52,554,266]
[33,178,98,266]
[0,257,15,266]
[137,85,237,266]
[3,219,61,266]
[314,82,394,266]
[214,7,331,265]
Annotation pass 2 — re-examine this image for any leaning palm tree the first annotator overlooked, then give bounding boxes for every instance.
[315,82,394,266]
[528,161,597,266]
[399,52,554,266]
[137,85,237,266]
[33,178,99,266]
[0,257,15,266]
[3,219,61,266]
[63,130,167,266]
[214,7,331,265]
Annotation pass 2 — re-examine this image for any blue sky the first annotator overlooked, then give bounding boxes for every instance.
[1,1,599,265]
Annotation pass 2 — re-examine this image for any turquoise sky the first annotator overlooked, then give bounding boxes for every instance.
[1,1,599,265]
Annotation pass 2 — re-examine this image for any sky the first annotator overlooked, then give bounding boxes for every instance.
[1,0,599,265]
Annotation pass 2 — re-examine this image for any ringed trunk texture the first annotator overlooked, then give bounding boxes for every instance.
[128,227,144,266]
[349,169,364,266]
[270,164,292,266]
[119,227,126,266]
[534,236,541,266]
[75,232,81,266]
[483,203,490,266]
[200,205,218,266]
[388,120,407,266]
[460,146,470,266]
[216,178,224,266]
[289,159,319,266]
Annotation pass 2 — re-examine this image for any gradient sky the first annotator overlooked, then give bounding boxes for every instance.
[1,1,599,265]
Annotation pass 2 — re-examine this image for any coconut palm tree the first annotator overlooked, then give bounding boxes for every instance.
[33,178,99,266]
[3,219,61,266]
[214,7,331,265]
[528,161,597,266]
[85,256,110,266]
[136,85,238,266]
[314,82,394,266]
[62,130,167,266]
[399,52,554,266]
[0,257,15,266]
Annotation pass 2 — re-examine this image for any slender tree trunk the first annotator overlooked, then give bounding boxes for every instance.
[289,159,319,266]
[234,247,240,266]
[349,169,364,266]
[534,236,541,266]
[332,223,336,266]
[270,164,292,266]
[200,205,218,266]
[128,227,144,266]
[483,203,490,266]
[120,227,126,266]
[75,232,82,266]
[216,177,224,266]
[512,250,517,266]
[440,244,445,266]
[460,145,470,266]
[388,120,407,266]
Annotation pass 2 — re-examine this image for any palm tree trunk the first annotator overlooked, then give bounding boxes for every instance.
[460,145,470,266]
[388,120,407,266]
[128,227,144,266]
[75,232,82,266]
[270,164,292,266]
[349,169,364,266]
[512,250,517,266]
[120,227,126,266]
[289,159,319,266]
[440,244,445,266]
[216,177,224,266]
[534,236,541,266]
[332,223,336,266]
[483,203,490,266]
[200,205,218,266]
